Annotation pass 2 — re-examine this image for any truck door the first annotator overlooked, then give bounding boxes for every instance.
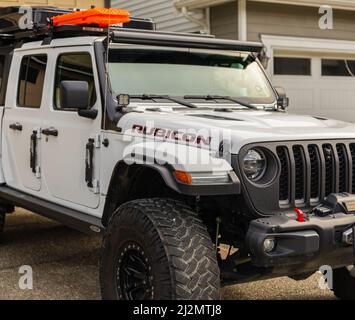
[40,49,101,209]
[2,54,47,192]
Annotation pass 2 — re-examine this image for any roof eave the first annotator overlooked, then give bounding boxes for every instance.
[174,0,233,10]
[174,0,355,11]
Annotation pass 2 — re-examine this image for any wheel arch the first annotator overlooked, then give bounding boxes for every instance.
[101,161,184,227]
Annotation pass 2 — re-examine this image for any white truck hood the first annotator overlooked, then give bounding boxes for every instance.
[118,108,355,154]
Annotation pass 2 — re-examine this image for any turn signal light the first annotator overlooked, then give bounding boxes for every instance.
[174,170,192,185]
[51,8,131,27]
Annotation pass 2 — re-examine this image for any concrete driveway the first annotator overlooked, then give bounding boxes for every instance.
[0,209,336,300]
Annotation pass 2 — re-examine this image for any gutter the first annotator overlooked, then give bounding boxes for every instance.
[175,0,233,11]
[254,0,355,11]
[175,0,355,11]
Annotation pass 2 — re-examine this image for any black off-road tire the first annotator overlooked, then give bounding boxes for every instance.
[100,198,220,300]
[333,266,355,300]
[0,212,5,234]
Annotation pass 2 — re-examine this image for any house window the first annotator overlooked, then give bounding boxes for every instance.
[18,55,47,108]
[54,52,96,110]
[274,57,311,76]
[322,59,355,77]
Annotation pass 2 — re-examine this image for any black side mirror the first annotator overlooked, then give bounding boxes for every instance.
[274,86,289,110]
[60,81,89,110]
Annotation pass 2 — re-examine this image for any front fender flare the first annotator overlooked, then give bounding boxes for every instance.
[142,163,241,196]
[122,140,241,196]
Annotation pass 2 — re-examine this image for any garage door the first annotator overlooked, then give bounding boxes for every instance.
[270,52,355,123]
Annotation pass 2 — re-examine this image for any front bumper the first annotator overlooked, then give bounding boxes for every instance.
[246,204,355,273]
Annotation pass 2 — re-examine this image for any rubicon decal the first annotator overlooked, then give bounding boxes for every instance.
[132,124,212,146]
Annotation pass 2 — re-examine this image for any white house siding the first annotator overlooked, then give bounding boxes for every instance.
[112,0,203,33]
[210,1,355,42]
[247,2,355,42]
[210,1,238,39]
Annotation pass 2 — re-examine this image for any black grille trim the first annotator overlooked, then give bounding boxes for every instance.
[323,144,335,196]
[336,144,349,193]
[276,141,355,208]
[276,146,290,204]
[350,144,355,193]
[293,145,306,203]
[308,145,321,201]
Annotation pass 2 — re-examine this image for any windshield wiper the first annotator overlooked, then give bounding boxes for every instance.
[184,95,258,110]
[130,94,197,109]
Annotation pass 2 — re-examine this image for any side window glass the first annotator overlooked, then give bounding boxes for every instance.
[54,53,96,110]
[18,55,47,108]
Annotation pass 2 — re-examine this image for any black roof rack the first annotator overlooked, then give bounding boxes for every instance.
[0,6,155,44]
[111,29,263,53]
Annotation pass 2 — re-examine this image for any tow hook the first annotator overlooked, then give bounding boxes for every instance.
[294,208,306,222]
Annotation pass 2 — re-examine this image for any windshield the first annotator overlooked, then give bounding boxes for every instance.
[108,47,276,105]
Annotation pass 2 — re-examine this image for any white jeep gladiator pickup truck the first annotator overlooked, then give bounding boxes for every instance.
[0,6,354,300]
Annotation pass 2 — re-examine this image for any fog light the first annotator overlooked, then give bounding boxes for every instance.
[263,237,276,253]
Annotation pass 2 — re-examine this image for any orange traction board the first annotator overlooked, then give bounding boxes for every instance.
[51,8,130,27]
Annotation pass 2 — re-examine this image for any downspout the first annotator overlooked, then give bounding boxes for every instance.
[104,0,110,8]
[238,0,247,41]
[180,6,210,34]
[205,7,211,34]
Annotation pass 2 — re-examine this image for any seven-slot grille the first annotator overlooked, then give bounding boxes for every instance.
[276,142,355,207]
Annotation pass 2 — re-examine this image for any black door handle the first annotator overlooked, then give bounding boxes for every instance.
[42,128,58,137]
[9,123,22,131]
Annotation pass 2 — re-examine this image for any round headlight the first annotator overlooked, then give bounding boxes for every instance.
[243,149,267,181]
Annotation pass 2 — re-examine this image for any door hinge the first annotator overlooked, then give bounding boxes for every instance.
[92,179,100,194]
[93,134,100,148]
[35,127,41,178]
[86,134,100,194]
[35,166,41,179]
[35,127,42,140]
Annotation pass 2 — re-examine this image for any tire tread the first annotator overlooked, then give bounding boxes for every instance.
[333,267,355,300]
[0,213,4,234]
[100,198,220,300]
